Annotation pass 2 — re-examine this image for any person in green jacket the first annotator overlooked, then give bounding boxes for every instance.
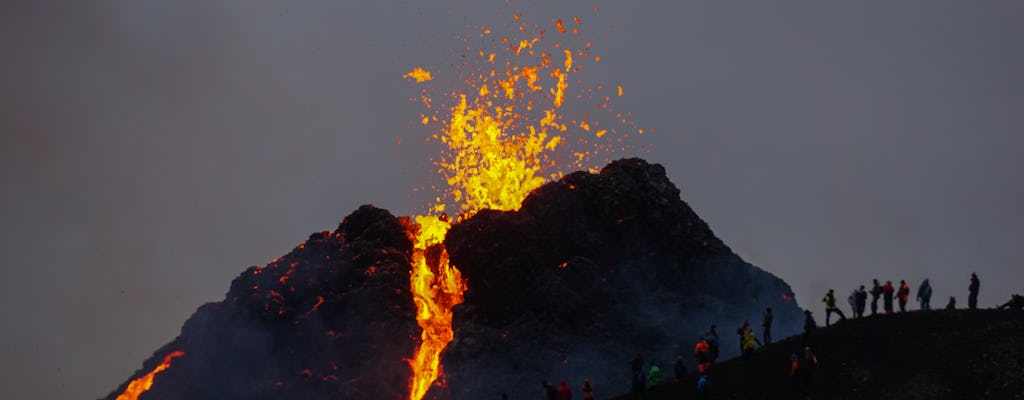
[648,361,661,387]
[823,289,847,326]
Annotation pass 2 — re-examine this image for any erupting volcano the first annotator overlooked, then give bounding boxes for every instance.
[105,10,802,400]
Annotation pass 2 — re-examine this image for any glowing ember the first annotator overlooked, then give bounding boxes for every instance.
[115,350,184,400]
[403,9,642,400]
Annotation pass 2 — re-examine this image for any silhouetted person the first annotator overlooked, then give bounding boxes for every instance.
[581,379,594,400]
[854,285,868,318]
[945,296,957,310]
[648,361,661,387]
[917,279,933,311]
[706,325,720,365]
[847,291,857,317]
[556,380,572,400]
[631,353,644,374]
[696,373,711,400]
[543,381,557,400]
[762,307,774,344]
[870,279,882,315]
[882,281,895,314]
[822,289,846,326]
[997,294,1024,310]
[802,346,818,387]
[741,326,760,357]
[803,310,817,342]
[897,280,910,312]
[789,353,801,395]
[969,272,980,310]
[630,359,645,399]
[735,320,750,352]
[674,356,688,382]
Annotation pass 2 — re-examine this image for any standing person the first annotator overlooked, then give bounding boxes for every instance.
[802,347,818,387]
[822,289,847,326]
[854,285,868,318]
[969,273,981,310]
[580,379,594,400]
[741,326,760,357]
[897,280,910,312]
[694,338,711,374]
[674,356,688,382]
[870,279,883,315]
[736,321,750,352]
[543,381,557,400]
[882,281,895,314]
[648,361,661,387]
[706,325,720,365]
[917,279,933,310]
[789,353,801,395]
[762,307,774,345]
[803,310,817,342]
[696,373,710,400]
[556,381,572,400]
[847,291,857,318]
[630,354,645,399]
[631,353,644,374]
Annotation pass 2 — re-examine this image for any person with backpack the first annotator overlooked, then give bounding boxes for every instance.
[897,280,910,312]
[694,338,711,373]
[854,285,868,318]
[706,325,720,365]
[580,379,595,400]
[762,307,774,345]
[917,279,933,311]
[870,279,883,315]
[969,272,981,310]
[822,289,847,326]
[803,309,817,342]
[741,326,760,357]
[882,281,895,314]
[556,380,572,400]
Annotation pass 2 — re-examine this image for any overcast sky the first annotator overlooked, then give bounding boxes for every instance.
[2,1,1022,399]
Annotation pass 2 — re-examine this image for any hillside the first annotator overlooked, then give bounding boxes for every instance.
[609,309,1024,400]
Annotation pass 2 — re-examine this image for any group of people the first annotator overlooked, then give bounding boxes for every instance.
[821,273,983,327]
[537,379,594,400]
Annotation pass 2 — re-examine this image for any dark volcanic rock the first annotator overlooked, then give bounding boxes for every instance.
[435,158,803,399]
[103,205,419,400]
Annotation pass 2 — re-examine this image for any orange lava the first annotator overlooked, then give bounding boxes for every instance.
[115,350,184,400]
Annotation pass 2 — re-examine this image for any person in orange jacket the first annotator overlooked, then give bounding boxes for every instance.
[580,379,595,400]
[897,280,910,312]
[882,281,895,314]
[694,338,711,373]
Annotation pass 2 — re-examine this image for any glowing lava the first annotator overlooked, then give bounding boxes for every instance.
[115,350,185,400]
[403,10,642,400]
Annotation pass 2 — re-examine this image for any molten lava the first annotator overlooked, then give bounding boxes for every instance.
[403,9,643,400]
[115,350,184,400]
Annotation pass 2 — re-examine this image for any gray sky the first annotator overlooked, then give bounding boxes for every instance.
[2,1,1022,399]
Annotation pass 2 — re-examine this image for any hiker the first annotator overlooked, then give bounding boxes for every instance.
[969,272,980,310]
[847,291,857,317]
[741,326,760,357]
[706,325,720,365]
[543,381,557,400]
[997,294,1024,310]
[631,353,644,374]
[870,279,883,315]
[882,281,895,314]
[897,280,910,312]
[694,338,711,373]
[945,296,957,310]
[630,354,645,398]
[674,356,688,382]
[556,380,572,400]
[648,361,661,387]
[803,310,817,342]
[581,379,595,400]
[802,346,818,387]
[696,373,710,400]
[789,353,801,395]
[917,279,933,311]
[854,285,868,318]
[762,307,774,344]
[735,320,750,353]
[822,289,847,326]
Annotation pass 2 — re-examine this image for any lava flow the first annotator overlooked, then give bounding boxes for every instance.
[115,350,184,400]
[403,10,641,400]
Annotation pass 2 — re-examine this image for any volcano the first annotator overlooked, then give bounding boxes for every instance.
[104,158,803,400]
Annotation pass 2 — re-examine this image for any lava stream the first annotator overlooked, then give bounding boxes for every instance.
[115,350,185,400]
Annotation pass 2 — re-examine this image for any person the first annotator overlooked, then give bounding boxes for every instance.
[802,346,818,387]
[822,289,847,326]
[648,361,661,387]
[735,320,750,352]
[870,279,883,315]
[762,307,774,344]
[997,294,1024,310]
[694,338,711,373]
[917,279,933,311]
[969,272,980,310]
[854,285,868,318]
[696,373,710,400]
[556,380,572,400]
[897,280,910,312]
[543,381,557,400]
[741,326,760,357]
[803,309,817,342]
[631,368,645,399]
[882,281,895,314]
[674,356,688,382]
[789,353,801,394]
[945,296,957,310]
[847,291,857,317]
[581,379,594,400]
[631,353,645,375]
[706,325,720,365]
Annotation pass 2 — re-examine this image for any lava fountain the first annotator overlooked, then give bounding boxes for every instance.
[403,9,641,400]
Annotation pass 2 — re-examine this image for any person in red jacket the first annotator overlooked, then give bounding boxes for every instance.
[897,280,910,312]
[882,281,895,314]
[556,380,572,400]
[694,338,711,373]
